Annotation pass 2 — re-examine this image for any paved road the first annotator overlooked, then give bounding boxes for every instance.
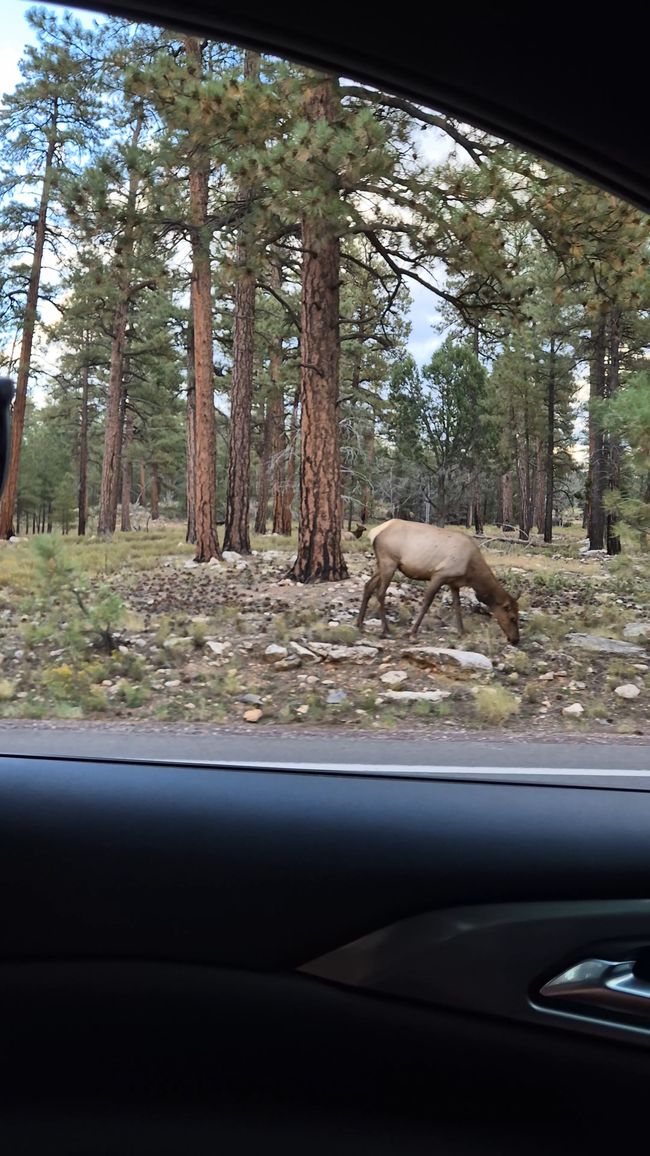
[0,722,649,774]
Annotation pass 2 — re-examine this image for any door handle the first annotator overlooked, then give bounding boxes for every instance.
[540,957,650,1018]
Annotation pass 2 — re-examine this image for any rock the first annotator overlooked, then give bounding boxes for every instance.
[118,645,129,655]
[328,620,340,627]
[184,559,199,569]
[290,641,321,663]
[326,689,348,705]
[307,642,379,662]
[538,671,555,681]
[614,684,641,699]
[237,693,264,706]
[243,708,263,723]
[222,550,242,563]
[182,663,205,682]
[13,650,24,660]
[382,689,451,703]
[403,646,493,672]
[296,704,310,715]
[8,536,19,544]
[380,669,408,685]
[623,622,650,640]
[566,633,645,655]
[579,546,607,556]
[206,640,228,656]
[164,679,181,688]
[274,656,301,671]
[264,643,288,661]
[207,556,222,568]
[562,702,584,716]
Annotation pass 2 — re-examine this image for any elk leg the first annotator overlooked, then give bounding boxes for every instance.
[357,572,380,629]
[410,574,446,637]
[376,570,396,638]
[450,586,465,635]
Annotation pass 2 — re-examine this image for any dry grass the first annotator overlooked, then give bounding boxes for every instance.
[473,686,521,724]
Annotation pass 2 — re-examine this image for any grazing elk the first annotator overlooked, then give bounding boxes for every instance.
[357,519,520,643]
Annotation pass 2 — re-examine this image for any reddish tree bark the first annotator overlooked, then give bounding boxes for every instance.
[0,119,57,538]
[120,406,133,532]
[224,50,260,554]
[77,361,89,537]
[150,461,160,521]
[289,77,347,582]
[186,38,220,562]
[185,320,196,544]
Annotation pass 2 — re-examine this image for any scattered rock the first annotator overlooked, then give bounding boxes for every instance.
[237,693,264,706]
[222,550,242,563]
[296,704,310,715]
[164,679,181,688]
[562,702,584,716]
[274,656,301,671]
[326,689,348,705]
[623,622,650,640]
[538,671,555,681]
[205,640,228,656]
[208,556,222,568]
[243,708,263,723]
[566,633,645,655]
[614,684,641,699]
[403,646,493,672]
[290,641,321,663]
[382,689,451,703]
[184,559,199,569]
[264,643,288,661]
[380,669,408,685]
[8,536,19,544]
[307,642,379,662]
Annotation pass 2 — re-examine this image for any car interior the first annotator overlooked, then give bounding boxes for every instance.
[2,3,650,1153]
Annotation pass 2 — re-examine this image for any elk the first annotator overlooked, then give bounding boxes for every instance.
[356,519,520,643]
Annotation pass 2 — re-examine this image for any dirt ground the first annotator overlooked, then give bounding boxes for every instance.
[0,522,649,737]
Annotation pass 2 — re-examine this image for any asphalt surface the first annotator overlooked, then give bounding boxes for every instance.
[0,722,649,773]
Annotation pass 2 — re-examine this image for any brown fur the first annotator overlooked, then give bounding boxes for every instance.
[357,519,520,643]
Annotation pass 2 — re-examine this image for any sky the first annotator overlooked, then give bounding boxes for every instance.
[3,0,455,389]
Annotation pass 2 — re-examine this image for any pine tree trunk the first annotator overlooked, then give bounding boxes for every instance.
[139,462,146,507]
[186,39,219,562]
[254,399,271,534]
[543,337,556,543]
[587,315,607,550]
[290,80,347,583]
[0,123,57,538]
[359,417,375,525]
[501,471,513,526]
[605,307,622,555]
[47,503,53,535]
[185,320,196,544]
[150,462,160,521]
[472,474,483,535]
[98,300,128,535]
[224,51,259,555]
[121,408,133,532]
[534,440,546,534]
[269,349,289,535]
[97,113,143,537]
[78,361,89,537]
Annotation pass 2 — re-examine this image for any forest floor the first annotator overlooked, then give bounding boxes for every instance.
[0,521,649,738]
